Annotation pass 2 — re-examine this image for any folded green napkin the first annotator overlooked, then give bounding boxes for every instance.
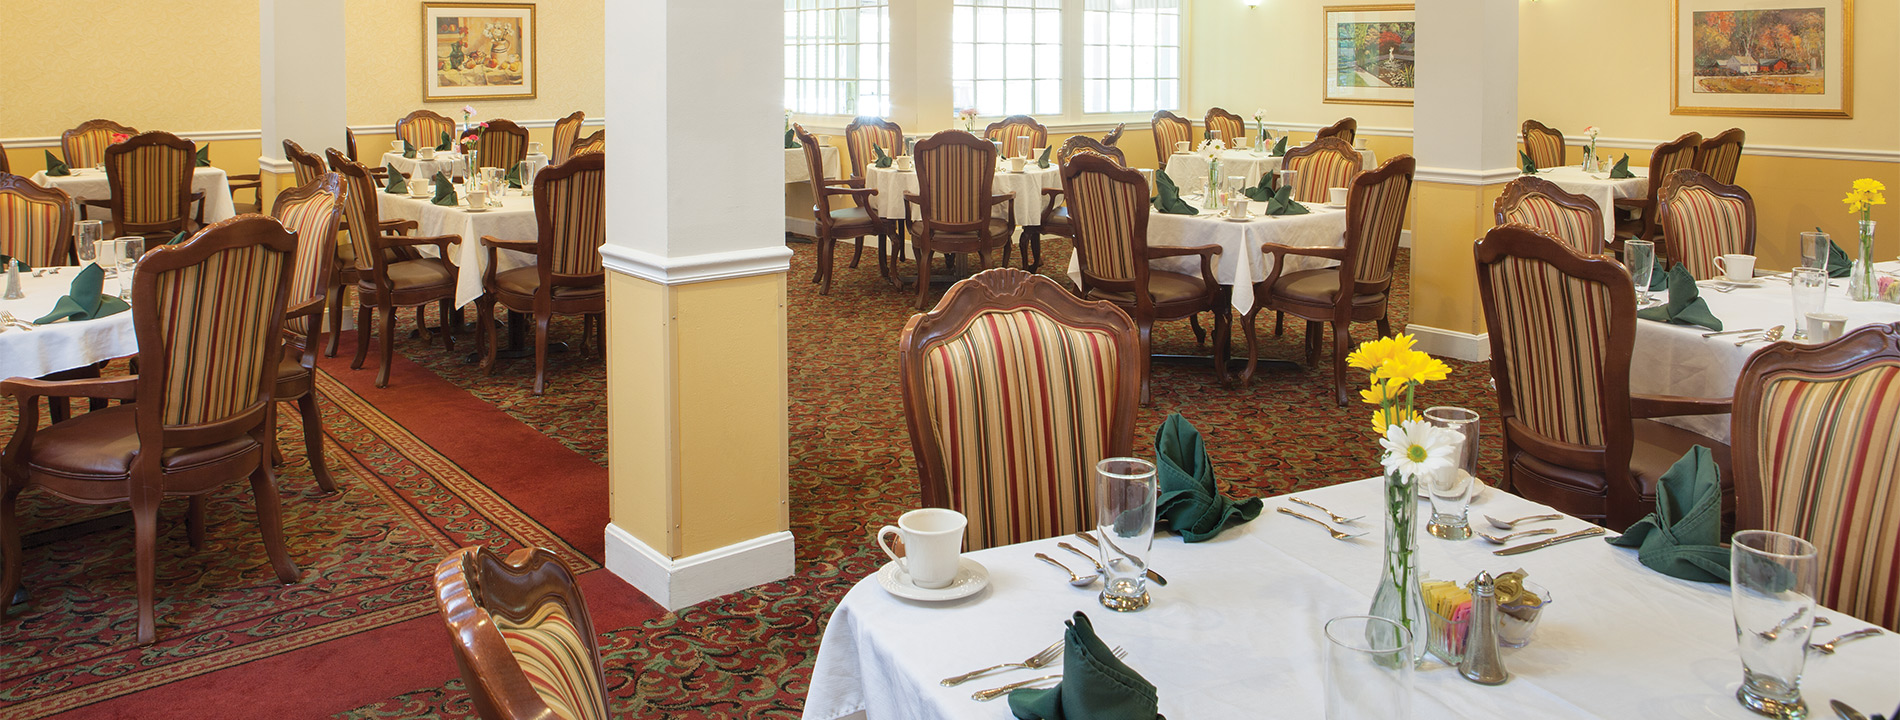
[195,146,210,167]
[1519,150,1538,175]
[1,254,30,272]
[44,151,70,176]
[1826,240,1852,279]
[1008,612,1159,720]
[783,127,798,149]
[167,231,188,245]
[872,143,893,169]
[402,139,417,159]
[431,172,458,206]
[1154,413,1262,542]
[1637,263,1722,331]
[1648,254,1668,291]
[1151,171,1197,216]
[1037,145,1052,169]
[436,131,452,152]
[1609,154,1636,179]
[505,163,522,189]
[384,163,408,194]
[33,263,129,324]
[1241,173,1276,202]
[1606,446,1729,583]
[1269,136,1288,157]
[1264,186,1311,217]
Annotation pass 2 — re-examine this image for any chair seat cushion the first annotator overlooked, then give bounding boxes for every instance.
[25,405,261,481]
[1511,419,1732,501]
[913,218,1011,240]
[1270,268,1385,306]
[362,258,455,292]
[1085,270,1208,305]
[275,352,311,399]
[493,267,605,300]
[1045,206,1071,228]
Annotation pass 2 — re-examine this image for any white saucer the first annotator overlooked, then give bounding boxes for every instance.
[464,205,489,213]
[877,557,989,602]
[1417,478,1495,502]
[1322,202,1348,209]
[1223,213,1253,222]
[1706,278,1764,288]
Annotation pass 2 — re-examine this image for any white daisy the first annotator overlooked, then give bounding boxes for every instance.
[1377,420,1457,479]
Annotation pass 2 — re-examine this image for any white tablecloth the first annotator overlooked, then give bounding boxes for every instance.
[373,189,538,308]
[865,164,1059,226]
[1164,147,1379,196]
[379,151,551,182]
[1067,203,1349,313]
[0,267,137,380]
[1633,261,1900,442]
[804,477,1898,720]
[1532,166,1649,244]
[788,146,842,184]
[29,167,238,225]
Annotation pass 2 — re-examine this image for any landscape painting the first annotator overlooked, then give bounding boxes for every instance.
[423,3,537,101]
[1673,0,1851,118]
[1324,6,1415,106]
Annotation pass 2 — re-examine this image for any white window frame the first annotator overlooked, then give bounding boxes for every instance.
[784,0,892,119]
[951,0,1066,119]
[949,0,1184,131]
[1080,0,1181,118]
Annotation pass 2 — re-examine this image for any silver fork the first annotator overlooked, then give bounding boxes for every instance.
[970,647,1127,701]
[940,640,1063,687]
[1290,496,1364,524]
[1277,507,1367,540]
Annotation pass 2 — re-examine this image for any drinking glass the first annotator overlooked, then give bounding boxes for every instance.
[1731,530,1818,719]
[1325,615,1415,720]
[1278,169,1300,200]
[1095,457,1157,612]
[1422,407,1481,540]
[116,237,144,300]
[1789,267,1828,341]
[1797,231,1829,271]
[1626,239,1656,305]
[97,237,126,279]
[1015,135,1031,160]
[75,220,103,264]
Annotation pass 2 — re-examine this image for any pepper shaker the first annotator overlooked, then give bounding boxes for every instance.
[1458,571,1511,686]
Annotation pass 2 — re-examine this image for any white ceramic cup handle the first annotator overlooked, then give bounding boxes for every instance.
[876,525,906,574]
[1713,256,1727,276]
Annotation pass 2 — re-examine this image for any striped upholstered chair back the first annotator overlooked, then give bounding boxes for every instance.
[1657,169,1755,280]
[1204,108,1247,147]
[283,139,327,189]
[551,111,586,163]
[1522,119,1566,169]
[572,130,605,156]
[327,150,391,276]
[1733,323,1900,630]
[913,130,998,228]
[899,268,1139,551]
[104,131,197,238]
[1494,176,1605,255]
[397,110,456,151]
[1150,111,1193,168]
[1693,128,1746,185]
[1344,156,1415,290]
[1057,136,1127,167]
[1063,153,1150,292]
[533,152,606,279]
[0,173,75,267]
[475,119,531,171]
[435,547,610,720]
[270,172,343,337]
[61,119,138,168]
[1314,117,1357,145]
[984,116,1048,159]
[845,116,905,181]
[1283,137,1363,203]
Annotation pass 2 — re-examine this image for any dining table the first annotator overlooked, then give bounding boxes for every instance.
[1067,200,1350,313]
[28,167,239,226]
[0,266,136,380]
[373,185,538,309]
[802,477,1898,719]
[1526,165,1650,244]
[377,151,551,183]
[864,162,1060,227]
[787,146,842,184]
[1163,146,1380,196]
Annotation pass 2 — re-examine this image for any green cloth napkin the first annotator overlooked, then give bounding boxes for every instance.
[1637,264,1723,331]
[1037,145,1052,169]
[384,163,408,194]
[44,151,70,176]
[195,146,210,167]
[166,231,188,245]
[436,131,452,152]
[1,254,31,272]
[872,143,893,169]
[1151,171,1198,216]
[1606,446,1729,583]
[1154,413,1262,542]
[430,172,458,207]
[1269,136,1288,157]
[783,127,799,149]
[1008,612,1160,720]
[505,163,522,189]
[32,263,129,324]
[1241,173,1276,202]
[1519,150,1538,175]
[1609,154,1636,179]
[1826,240,1852,279]
[1648,254,1668,291]
[1264,186,1311,217]
[402,139,417,159]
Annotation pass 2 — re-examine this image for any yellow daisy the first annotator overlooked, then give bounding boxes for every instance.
[1347,334,1417,371]
[1371,406,1421,432]
[1359,377,1407,407]
[1375,350,1452,386]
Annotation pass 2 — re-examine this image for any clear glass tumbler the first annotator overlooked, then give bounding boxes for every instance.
[116,237,144,300]
[1797,231,1829,271]
[1790,267,1828,341]
[1325,615,1415,720]
[1731,530,1819,719]
[97,238,126,279]
[1278,169,1300,200]
[1095,457,1157,613]
[75,220,103,264]
[1015,135,1032,160]
[1626,239,1656,305]
[1423,407,1481,540]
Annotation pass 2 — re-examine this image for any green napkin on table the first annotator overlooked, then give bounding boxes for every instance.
[1154,413,1262,542]
[1637,263,1722,331]
[1151,171,1198,216]
[195,146,210,167]
[784,127,798,149]
[1648,254,1668,291]
[1,254,30,273]
[505,163,522,189]
[871,143,893,169]
[1037,145,1052,169]
[1519,150,1538,175]
[1269,136,1288,157]
[384,163,408,194]
[1826,240,1852,279]
[1609,154,1636,179]
[436,131,452,152]
[1264,186,1311,217]
[1008,612,1159,720]
[402,139,417,159]
[32,263,129,324]
[430,172,458,207]
[1606,446,1729,583]
[1241,173,1276,202]
[44,151,70,177]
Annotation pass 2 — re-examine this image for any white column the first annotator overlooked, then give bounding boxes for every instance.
[258,0,345,181]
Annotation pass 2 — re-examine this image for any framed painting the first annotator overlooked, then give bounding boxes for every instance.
[423,3,537,102]
[1323,5,1415,106]
[1672,0,1852,118]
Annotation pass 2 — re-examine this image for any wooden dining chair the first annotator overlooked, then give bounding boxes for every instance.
[1656,168,1755,280]
[1204,107,1247,147]
[906,130,1016,310]
[0,215,305,646]
[793,125,890,296]
[1693,128,1746,185]
[984,116,1048,159]
[104,131,201,240]
[1244,156,1414,405]
[1613,131,1701,250]
[435,546,611,720]
[340,130,387,182]
[1281,137,1364,203]
[1035,135,1130,270]
[269,173,344,494]
[1314,117,1358,145]
[844,116,905,186]
[477,152,607,395]
[0,140,9,175]
[1731,323,1900,631]
[474,119,530,171]
[551,111,586,164]
[1064,153,1228,406]
[1150,111,1193,170]
[898,268,1139,551]
[1494,176,1606,255]
[572,131,605,156]
[61,119,138,168]
[1475,223,1733,531]
[328,150,461,388]
[284,139,327,187]
[1521,119,1566,169]
[397,109,457,151]
[0,172,75,268]
[1102,122,1126,148]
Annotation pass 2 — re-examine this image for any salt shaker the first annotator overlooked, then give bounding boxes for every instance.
[4,260,24,300]
[1458,571,1511,686]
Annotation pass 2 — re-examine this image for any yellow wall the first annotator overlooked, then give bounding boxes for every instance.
[1185,2,1412,137]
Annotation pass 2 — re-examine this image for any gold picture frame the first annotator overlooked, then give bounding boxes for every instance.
[1671,0,1852,118]
[1322,5,1415,107]
[422,2,537,102]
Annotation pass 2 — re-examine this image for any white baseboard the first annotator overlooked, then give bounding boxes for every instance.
[1407,324,1490,363]
[604,524,796,611]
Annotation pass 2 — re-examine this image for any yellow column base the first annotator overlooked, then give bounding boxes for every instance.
[1407,177,1513,361]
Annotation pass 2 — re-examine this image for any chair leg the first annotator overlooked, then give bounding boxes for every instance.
[848,235,864,268]
[818,237,835,296]
[596,312,606,358]
[186,496,206,551]
[1377,316,1393,338]
[811,236,827,284]
[1239,307,1261,385]
[377,305,396,388]
[132,495,159,645]
[299,391,336,494]
[248,463,302,586]
[439,299,456,351]
[324,285,344,358]
[271,438,285,467]
[1138,320,1154,407]
[1274,311,1285,337]
[876,233,896,288]
[1305,321,1322,366]
[1331,320,1351,406]
[352,300,372,370]
[0,482,23,619]
[476,297,499,374]
[1190,315,1207,346]
[1213,307,1233,385]
[915,252,933,310]
[532,311,551,396]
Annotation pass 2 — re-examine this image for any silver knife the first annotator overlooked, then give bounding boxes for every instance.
[1829,699,1868,720]
[1493,526,1606,556]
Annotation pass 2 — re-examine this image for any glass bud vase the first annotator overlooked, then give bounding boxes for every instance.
[1368,470,1427,664]
[1849,220,1878,301]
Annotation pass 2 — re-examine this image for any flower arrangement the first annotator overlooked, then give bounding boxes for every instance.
[1580,126,1600,167]
[1844,178,1886,301]
[956,108,979,132]
[1253,108,1270,147]
[109,132,130,144]
[459,121,487,151]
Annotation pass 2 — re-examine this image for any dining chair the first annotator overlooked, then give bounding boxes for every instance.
[284,139,327,187]
[396,109,457,151]
[1034,135,1130,270]
[1494,175,1606,255]
[551,111,586,163]
[1656,168,1755,281]
[434,546,611,720]
[1521,119,1566,169]
[1150,111,1193,170]
[312,143,413,357]
[983,116,1048,159]
[1474,223,1733,531]
[1102,122,1126,148]
[341,129,387,182]
[844,117,904,186]
[226,157,265,215]
[328,150,461,388]
[1204,107,1247,147]
[0,140,9,175]
[1064,153,1229,406]
[104,131,202,240]
[1693,128,1746,185]
[905,131,1016,310]
[474,118,530,171]
[897,267,1139,551]
[61,119,138,168]
[269,172,344,494]
[1281,137,1363,203]
[0,172,75,268]
[1731,322,1900,631]
[572,131,605,156]
[476,152,607,395]
[1244,156,1414,405]
[0,215,304,646]
[793,125,890,296]
[1613,131,1701,251]
[1313,117,1358,145]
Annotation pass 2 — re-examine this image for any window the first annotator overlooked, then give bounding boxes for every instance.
[1083,0,1180,114]
[784,0,890,117]
[952,0,1062,117]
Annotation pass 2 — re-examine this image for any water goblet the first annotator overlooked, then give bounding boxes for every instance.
[1731,530,1818,719]
[1423,407,1481,540]
[75,220,103,264]
[1797,231,1830,272]
[116,237,144,300]
[1626,239,1656,305]
[1790,267,1828,341]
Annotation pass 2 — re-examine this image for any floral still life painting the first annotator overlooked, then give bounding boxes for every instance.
[424,3,537,101]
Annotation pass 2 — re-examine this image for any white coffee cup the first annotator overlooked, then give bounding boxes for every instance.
[390,140,404,153]
[1328,187,1350,206]
[527,141,542,155]
[1354,138,1367,150]
[1227,197,1250,219]
[894,155,914,172]
[1806,312,1848,343]
[1032,147,1047,162]
[876,508,967,589]
[1712,253,1756,282]
[1231,138,1247,150]
[409,180,430,197]
[1174,141,1191,154]
[1008,156,1027,173]
[465,189,486,208]
[418,147,437,160]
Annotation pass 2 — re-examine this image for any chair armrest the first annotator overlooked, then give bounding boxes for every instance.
[1613,198,1649,210]
[285,296,326,322]
[822,185,878,200]
[1260,242,1348,262]
[380,219,419,234]
[82,198,111,209]
[987,192,1017,205]
[1041,188,1063,199]
[1146,244,1223,290]
[480,236,538,253]
[0,375,138,401]
[385,233,458,252]
[1630,394,1732,419]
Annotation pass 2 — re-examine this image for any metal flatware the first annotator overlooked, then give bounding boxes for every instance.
[1758,612,1827,641]
[1070,532,1167,586]
[1486,513,1560,530]
[1058,542,1104,573]
[970,647,1126,701]
[1702,327,1764,338]
[1493,526,1606,555]
[1736,326,1786,346]
[1477,527,1556,545]
[1035,553,1096,587]
[1829,699,1869,720]
[1809,628,1882,655]
[940,639,1063,687]
[1291,496,1363,524]
[1276,507,1366,540]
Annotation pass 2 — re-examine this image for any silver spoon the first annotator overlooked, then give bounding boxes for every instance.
[1736,325,1786,346]
[1057,541,1105,575]
[1808,627,1882,655]
[1291,496,1364,524]
[1478,527,1557,545]
[1486,513,1560,530]
[1034,553,1096,587]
